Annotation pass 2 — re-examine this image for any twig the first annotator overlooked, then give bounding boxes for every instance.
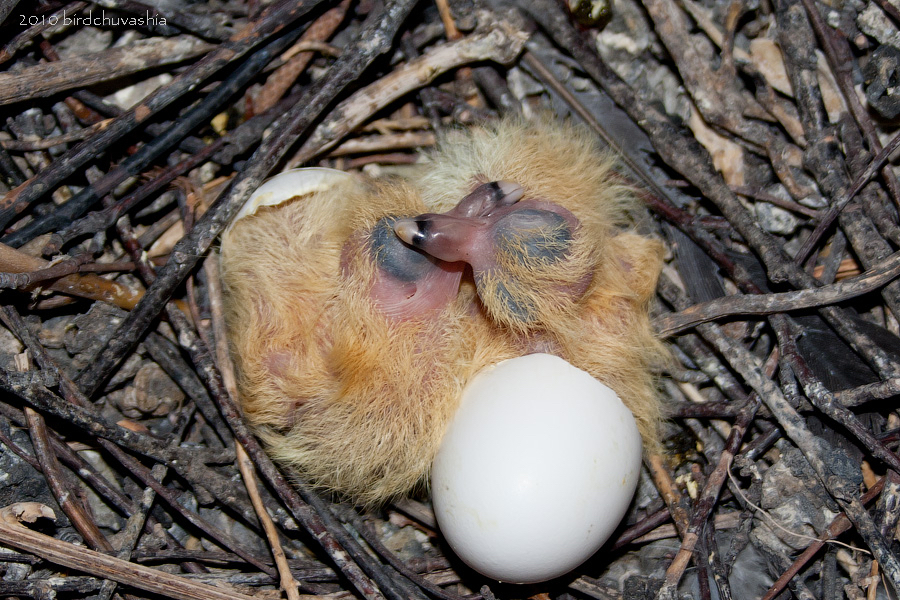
[712,314,900,594]
[0,514,260,600]
[795,129,900,264]
[98,463,166,600]
[348,512,469,600]
[730,185,821,219]
[328,131,436,156]
[252,0,350,114]
[834,378,900,407]
[0,37,214,105]
[286,21,528,167]
[49,137,225,251]
[23,408,114,552]
[0,121,110,151]
[1,303,276,577]
[656,249,900,336]
[798,0,900,206]
[646,454,690,537]
[656,397,760,599]
[0,242,142,308]
[236,443,301,600]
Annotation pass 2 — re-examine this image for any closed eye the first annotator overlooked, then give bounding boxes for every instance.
[370,216,439,282]
[494,209,573,266]
[366,216,465,320]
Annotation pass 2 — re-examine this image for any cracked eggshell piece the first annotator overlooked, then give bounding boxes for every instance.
[226,167,354,233]
[431,353,642,584]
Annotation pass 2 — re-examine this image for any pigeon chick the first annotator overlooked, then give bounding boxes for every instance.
[220,117,667,506]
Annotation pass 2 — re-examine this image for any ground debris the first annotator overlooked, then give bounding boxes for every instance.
[0,1,897,599]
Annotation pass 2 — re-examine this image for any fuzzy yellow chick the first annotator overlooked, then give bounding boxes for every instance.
[220,117,666,506]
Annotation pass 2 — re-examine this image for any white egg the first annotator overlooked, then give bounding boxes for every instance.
[430,353,642,584]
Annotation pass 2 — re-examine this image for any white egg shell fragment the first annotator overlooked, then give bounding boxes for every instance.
[431,353,642,584]
[226,167,353,233]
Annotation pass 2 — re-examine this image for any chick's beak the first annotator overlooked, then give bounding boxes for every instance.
[392,181,524,265]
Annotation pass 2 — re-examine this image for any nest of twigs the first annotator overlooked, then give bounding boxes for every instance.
[0,0,897,599]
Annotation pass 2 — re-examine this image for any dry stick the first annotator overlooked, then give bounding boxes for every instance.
[235,444,301,600]
[659,226,899,590]
[694,523,713,600]
[329,131,437,156]
[646,454,690,537]
[875,471,900,540]
[96,462,166,600]
[611,506,675,550]
[0,121,110,150]
[54,440,207,577]
[0,404,205,576]
[102,463,167,600]
[0,518,259,600]
[109,191,234,445]
[0,375,227,465]
[142,331,232,447]
[285,22,528,168]
[640,0,774,147]
[0,142,26,187]
[106,438,277,577]
[0,37,215,105]
[655,249,900,336]
[4,403,230,580]
[873,0,900,23]
[703,517,734,600]
[0,253,91,289]
[207,263,316,596]
[18,362,125,600]
[795,129,900,264]
[0,0,325,230]
[730,185,821,219]
[0,577,101,597]
[0,242,142,308]
[776,0,900,323]
[656,397,761,598]
[252,0,350,114]
[4,27,302,249]
[22,408,114,553]
[678,0,805,144]
[347,513,467,600]
[834,378,900,407]
[760,476,888,600]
